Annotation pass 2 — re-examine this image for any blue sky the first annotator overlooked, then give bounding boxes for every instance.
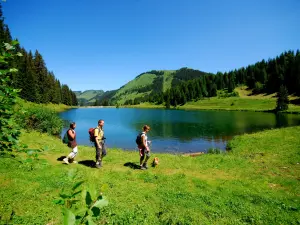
[3,0,300,91]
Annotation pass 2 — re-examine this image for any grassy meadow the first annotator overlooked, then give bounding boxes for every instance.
[124,86,300,113]
[16,98,73,113]
[0,126,299,224]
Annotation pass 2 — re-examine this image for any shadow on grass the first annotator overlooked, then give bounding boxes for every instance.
[124,162,140,170]
[57,156,66,161]
[78,160,95,168]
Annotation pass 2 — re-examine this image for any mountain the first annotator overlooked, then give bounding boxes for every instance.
[78,68,214,105]
[75,90,104,105]
[109,69,213,104]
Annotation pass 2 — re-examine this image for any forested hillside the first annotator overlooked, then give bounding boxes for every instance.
[129,50,300,108]
[98,70,211,105]
[88,49,299,108]
[75,90,104,106]
[0,4,77,106]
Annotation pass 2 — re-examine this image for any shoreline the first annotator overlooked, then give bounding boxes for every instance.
[114,104,300,114]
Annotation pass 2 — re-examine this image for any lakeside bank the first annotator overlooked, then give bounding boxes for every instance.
[0,126,299,224]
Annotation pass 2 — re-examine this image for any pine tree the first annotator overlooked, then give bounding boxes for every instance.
[261,68,268,84]
[34,50,49,103]
[20,51,39,102]
[211,83,217,97]
[276,85,289,111]
[293,52,300,95]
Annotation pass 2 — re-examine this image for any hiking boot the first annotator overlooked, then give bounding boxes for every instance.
[63,158,69,165]
[142,163,148,169]
[95,161,102,168]
[140,166,146,170]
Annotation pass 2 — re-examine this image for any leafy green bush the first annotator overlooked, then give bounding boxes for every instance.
[0,41,22,154]
[16,105,63,136]
[218,90,239,98]
[54,172,108,225]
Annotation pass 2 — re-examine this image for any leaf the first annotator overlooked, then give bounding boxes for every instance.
[53,199,65,205]
[16,52,23,57]
[85,191,92,207]
[63,208,76,225]
[4,43,13,51]
[92,198,108,209]
[72,181,84,191]
[71,190,82,198]
[9,68,18,73]
[60,193,71,199]
[91,206,100,217]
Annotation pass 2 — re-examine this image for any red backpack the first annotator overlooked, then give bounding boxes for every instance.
[88,128,98,142]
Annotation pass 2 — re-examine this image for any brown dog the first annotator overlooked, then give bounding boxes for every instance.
[152,157,159,167]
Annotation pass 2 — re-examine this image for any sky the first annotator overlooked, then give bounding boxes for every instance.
[3,0,300,91]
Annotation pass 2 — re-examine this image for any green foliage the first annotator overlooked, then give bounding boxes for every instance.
[16,104,63,136]
[276,85,289,111]
[207,148,222,154]
[218,90,239,98]
[1,127,300,224]
[106,50,300,109]
[54,174,108,225]
[253,81,264,94]
[0,40,21,154]
[17,144,48,171]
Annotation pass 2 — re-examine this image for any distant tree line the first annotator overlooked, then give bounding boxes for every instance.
[129,50,300,109]
[0,4,77,106]
[135,70,164,79]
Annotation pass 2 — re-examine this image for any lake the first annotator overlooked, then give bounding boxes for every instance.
[60,108,300,153]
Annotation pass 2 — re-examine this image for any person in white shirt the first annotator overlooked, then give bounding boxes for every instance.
[137,125,151,170]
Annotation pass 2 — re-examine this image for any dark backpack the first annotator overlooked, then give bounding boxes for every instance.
[136,133,143,145]
[62,130,69,144]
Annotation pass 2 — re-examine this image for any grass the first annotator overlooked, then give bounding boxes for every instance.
[125,86,300,113]
[1,127,300,224]
[118,91,152,105]
[163,70,175,92]
[113,70,175,104]
[16,98,73,113]
[114,73,157,97]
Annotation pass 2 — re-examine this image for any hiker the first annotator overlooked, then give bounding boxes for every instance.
[137,125,151,170]
[94,119,107,168]
[63,122,78,164]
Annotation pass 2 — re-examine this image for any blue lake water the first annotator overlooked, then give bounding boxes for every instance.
[60,108,300,153]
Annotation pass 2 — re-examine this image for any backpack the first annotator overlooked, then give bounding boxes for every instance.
[62,130,69,144]
[136,133,143,145]
[88,127,99,142]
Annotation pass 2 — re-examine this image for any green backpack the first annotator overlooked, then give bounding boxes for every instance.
[62,130,69,144]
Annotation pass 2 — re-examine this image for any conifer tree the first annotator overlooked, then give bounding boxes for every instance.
[34,50,48,103]
[276,85,289,111]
